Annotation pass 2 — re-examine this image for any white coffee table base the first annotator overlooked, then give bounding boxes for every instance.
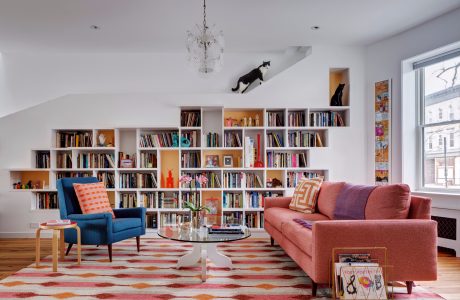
[177,243,232,282]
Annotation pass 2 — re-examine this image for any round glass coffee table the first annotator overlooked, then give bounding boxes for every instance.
[158,225,251,282]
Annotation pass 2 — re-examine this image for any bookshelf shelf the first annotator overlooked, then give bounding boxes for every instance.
[9,104,349,231]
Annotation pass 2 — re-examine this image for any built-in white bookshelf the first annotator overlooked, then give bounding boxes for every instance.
[9,102,349,233]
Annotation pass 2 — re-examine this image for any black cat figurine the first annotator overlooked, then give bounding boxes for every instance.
[330,83,345,106]
[232,61,270,93]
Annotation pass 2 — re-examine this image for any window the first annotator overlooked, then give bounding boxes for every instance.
[416,51,460,190]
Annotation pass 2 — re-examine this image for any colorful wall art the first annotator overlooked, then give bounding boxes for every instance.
[374,80,391,185]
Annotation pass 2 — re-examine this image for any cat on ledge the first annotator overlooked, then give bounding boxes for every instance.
[232,61,270,93]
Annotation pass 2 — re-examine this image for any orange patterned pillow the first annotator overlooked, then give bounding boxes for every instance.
[73,182,115,218]
[289,177,324,213]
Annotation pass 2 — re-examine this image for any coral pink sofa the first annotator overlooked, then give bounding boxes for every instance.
[264,182,437,296]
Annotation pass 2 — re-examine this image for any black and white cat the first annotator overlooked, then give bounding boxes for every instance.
[232,61,270,93]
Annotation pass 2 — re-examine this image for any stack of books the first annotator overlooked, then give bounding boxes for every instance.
[208,225,244,234]
[46,219,71,226]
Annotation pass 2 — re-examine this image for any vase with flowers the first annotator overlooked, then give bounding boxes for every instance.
[179,174,210,229]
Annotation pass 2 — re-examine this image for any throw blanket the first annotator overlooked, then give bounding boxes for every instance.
[293,218,315,230]
[334,184,377,220]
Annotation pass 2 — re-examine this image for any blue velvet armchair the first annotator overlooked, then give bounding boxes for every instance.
[57,177,146,262]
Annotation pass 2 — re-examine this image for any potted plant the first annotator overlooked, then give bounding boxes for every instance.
[180,174,210,229]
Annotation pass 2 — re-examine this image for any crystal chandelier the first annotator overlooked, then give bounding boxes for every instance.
[186,0,224,75]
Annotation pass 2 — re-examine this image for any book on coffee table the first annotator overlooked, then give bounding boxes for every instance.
[208,225,244,234]
[46,219,71,226]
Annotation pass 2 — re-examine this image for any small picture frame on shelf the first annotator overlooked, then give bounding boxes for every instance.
[120,159,134,168]
[205,155,219,168]
[223,155,233,167]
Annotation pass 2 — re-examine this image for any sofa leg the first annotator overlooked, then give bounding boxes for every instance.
[108,244,113,262]
[65,243,73,256]
[270,237,274,246]
[406,281,414,294]
[311,281,317,296]
[136,236,140,252]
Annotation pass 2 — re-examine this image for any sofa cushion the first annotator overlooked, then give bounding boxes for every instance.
[282,220,314,256]
[317,181,346,219]
[265,207,329,232]
[289,178,323,213]
[365,184,411,219]
[112,218,142,233]
[73,182,115,218]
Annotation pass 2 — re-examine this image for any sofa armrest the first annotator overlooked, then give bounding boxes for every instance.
[67,213,114,242]
[113,207,146,219]
[265,197,292,209]
[311,220,437,284]
[67,213,112,220]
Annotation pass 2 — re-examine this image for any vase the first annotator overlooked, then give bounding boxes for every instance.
[191,211,200,229]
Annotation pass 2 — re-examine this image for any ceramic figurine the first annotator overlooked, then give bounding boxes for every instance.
[98,133,106,146]
[166,170,174,188]
[248,117,252,127]
[243,117,247,127]
[255,115,260,126]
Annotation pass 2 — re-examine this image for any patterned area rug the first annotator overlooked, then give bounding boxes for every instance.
[0,238,443,299]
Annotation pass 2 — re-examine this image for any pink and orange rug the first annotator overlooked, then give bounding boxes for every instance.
[0,238,443,299]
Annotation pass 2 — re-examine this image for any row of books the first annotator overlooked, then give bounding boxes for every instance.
[119,193,136,208]
[160,212,188,227]
[223,212,243,225]
[57,153,72,168]
[266,151,307,168]
[159,194,179,208]
[267,111,284,127]
[36,152,50,169]
[206,133,219,147]
[286,171,324,187]
[76,153,115,169]
[222,172,263,188]
[182,131,199,147]
[287,131,323,147]
[141,193,157,208]
[267,132,284,147]
[244,191,281,208]
[181,111,201,127]
[288,111,306,127]
[56,172,91,179]
[140,152,157,168]
[181,192,200,208]
[97,172,115,188]
[310,111,345,127]
[180,172,221,188]
[223,192,243,208]
[119,173,157,188]
[140,132,178,148]
[224,132,242,147]
[223,172,242,188]
[181,152,201,168]
[244,173,264,188]
[145,213,158,229]
[35,192,58,209]
[56,131,92,148]
[245,213,262,228]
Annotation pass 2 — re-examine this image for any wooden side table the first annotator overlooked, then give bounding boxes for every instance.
[35,222,81,272]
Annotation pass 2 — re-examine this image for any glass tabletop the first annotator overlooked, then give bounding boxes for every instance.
[157,225,251,243]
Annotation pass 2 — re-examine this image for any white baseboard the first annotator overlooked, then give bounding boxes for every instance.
[0,232,52,238]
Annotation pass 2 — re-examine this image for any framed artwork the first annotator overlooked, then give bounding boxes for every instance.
[205,155,219,168]
[223,155,233,167]
[374,79,391,185]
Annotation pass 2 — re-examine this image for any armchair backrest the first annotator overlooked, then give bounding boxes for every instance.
[57,177,99,218]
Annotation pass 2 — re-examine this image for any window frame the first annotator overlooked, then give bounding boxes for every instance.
[417,67,460,193]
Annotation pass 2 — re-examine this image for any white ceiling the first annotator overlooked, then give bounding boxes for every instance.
[0,0,460,52]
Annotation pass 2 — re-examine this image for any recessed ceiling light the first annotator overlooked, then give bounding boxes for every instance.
[90,25,100,30]
[310,26,320,30]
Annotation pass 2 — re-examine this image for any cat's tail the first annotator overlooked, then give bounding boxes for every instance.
[231,82,239,92]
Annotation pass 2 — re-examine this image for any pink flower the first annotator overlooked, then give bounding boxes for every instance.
[198,175,208,186]
[179,175,192,184]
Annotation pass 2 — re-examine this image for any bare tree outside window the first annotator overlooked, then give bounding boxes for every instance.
[422,55,460,190]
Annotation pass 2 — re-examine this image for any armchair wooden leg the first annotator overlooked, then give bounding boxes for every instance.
[136,236,140,252]
[406,281,414,294]
[311,281,317,296]
[108,244,113,262]
[270,237,274,246]
[65,243,73,256]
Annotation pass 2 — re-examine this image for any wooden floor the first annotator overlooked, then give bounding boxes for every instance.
[1,239,459,299]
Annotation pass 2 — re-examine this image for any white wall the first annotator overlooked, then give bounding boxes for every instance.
[365,7,460,208]
[0,45,367,236]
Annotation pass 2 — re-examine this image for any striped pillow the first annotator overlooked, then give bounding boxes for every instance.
[73,182,115,218]
[289,177,324,213]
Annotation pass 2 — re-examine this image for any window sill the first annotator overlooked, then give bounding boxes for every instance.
[413,190,460,197]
